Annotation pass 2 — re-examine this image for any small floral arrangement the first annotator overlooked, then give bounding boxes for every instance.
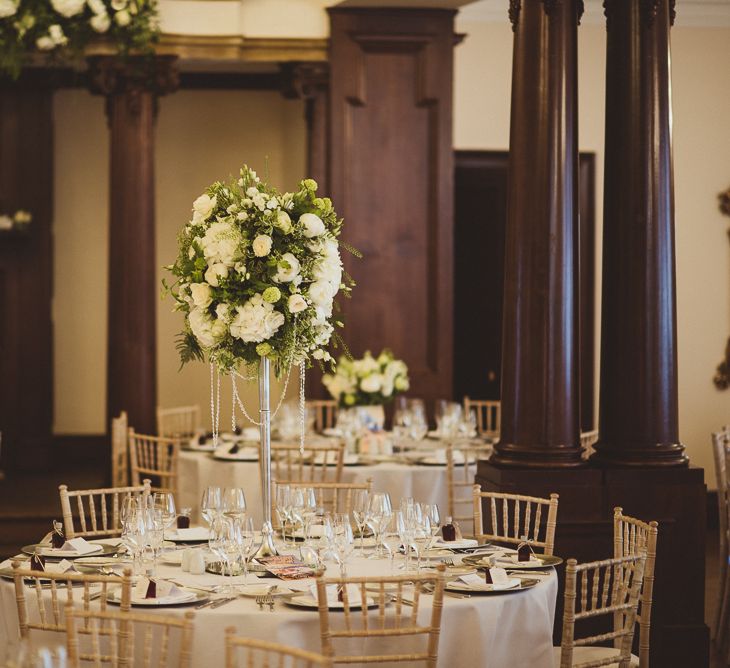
[165,166,354,377]
[0,209,31,230]
[323,350,409,407]
[0,0,159,78]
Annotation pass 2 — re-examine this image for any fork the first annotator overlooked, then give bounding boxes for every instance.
[264,593,275,611]
[255,595,266,611]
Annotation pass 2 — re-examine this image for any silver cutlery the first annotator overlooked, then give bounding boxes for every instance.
[209,596,237,609]
[195,598,221,610]
[255,595,266,611]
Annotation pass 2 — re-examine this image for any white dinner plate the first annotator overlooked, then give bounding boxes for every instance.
[22,543,115,559]
[165,528,210,543]
[285,594,378,610]
[108,588,204,607]
[446,578,522,593]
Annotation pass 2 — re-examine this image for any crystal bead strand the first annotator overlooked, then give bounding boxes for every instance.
[299,361,306,454]
[231,361,293,425]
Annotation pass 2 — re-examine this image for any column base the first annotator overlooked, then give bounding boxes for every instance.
[491,442,585,468]
[476,461,709,667]
[591,441,688,467]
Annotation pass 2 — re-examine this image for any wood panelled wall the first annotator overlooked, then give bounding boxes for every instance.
[328,8,456,411]
[0,81,53,470]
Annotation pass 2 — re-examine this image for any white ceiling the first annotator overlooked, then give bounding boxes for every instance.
[458,0,730,28]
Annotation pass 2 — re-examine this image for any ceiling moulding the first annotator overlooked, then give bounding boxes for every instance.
[458,0,730,27]
[154,34,329,62]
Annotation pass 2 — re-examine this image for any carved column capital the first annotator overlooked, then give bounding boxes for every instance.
[87,55,179,119]
[280,61,329,101]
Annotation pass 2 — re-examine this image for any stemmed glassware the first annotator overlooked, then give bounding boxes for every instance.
[381,515,403,575]
[222,487,247,521]
[409,402,429,442]
[235,516,262,586]
[290,487,317,545]
[201,486,222,528]
[328,514,355,577]
[365,492,392,558]
[209,517,238,594]
[151,492,177,532]
[275,485,292,544]
[351,489,370,554]
[422,503,441,547]
[410,514,432,573]
[395,510,414,572]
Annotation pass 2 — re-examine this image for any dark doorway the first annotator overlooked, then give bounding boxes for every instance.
[453,150,596,431]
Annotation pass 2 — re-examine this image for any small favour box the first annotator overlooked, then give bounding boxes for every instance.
[30,551,46,571]
[517,540,534,562]
[228,443,241,455]
[50,521,65,549]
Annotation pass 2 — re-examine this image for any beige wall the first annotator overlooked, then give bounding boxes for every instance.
[454,17,730,481]
[53,89,306,434]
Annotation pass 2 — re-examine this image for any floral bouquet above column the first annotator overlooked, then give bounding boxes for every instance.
[323,350,409,407]
[165,166,352,378]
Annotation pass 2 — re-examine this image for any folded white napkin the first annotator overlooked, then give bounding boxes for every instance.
[435,538,478,549]
[44,559,75,574]
[172,572,254,588]
[133,578,184,602]
[309,583,361,605]
[166,527,209,541]
[56,538,103,555]
[458,571,518,591]
[498,553,542,567]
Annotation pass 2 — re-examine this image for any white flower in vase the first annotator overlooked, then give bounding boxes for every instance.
[189,308,224,349]
[252,234,272,257]
[274,252,300,283]
[201,221,242,266]
[0,0,17,18]
[204,263,228,287]
[90,11,111,32]
[300,212,326,238]
[189,283,213,309]
[115,8,131,26]
[360,374,383,394]
[51,0,85,17]
[192,193,217,223]
[288,294,307,314]
[229,293,284,343]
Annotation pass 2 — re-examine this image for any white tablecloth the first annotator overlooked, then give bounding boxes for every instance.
[0,549,558,667]
[178,449,465,525]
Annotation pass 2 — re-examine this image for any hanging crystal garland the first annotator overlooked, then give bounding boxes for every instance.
[209,364,221,449]
[299,361,306,453]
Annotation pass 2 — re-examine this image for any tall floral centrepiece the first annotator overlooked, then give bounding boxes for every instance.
[166,166,350,381]
[323,350,409,408]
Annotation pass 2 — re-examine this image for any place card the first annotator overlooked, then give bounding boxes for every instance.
[487,567,510,586]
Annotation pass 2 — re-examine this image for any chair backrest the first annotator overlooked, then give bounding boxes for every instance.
[111,411,129,488]
[613,507,659,668]
[580,429,599,460]
[66,608,195,668]
[271,443,345,484]
[275,478,373,516]
[712,428,730,552]
[308,400,338,432]
[128,429,180,498]
[559,554,646,668]
[472,485,559,555]
[463,397,501,437]
[59,480,151,539]
[316,565,446,666]
[11,560,132,638]
[225,629,332,668]
[446,444,493,535]
[156,405,200,439]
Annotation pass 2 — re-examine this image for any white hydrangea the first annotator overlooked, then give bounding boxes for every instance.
[51,0,85,17]
[229,294,285,343]
[274,252,300,283]
[189,283,212,309]
[90,11,110,31]
[300,212,325,238]
[192,194,216,225]
[189,308,226,349]
[204,263,228,287]
[200,221,242,267]
[0,0,18,18]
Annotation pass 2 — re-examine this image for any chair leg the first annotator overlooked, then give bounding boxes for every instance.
[715,549,728,640]
[720,556,730,658]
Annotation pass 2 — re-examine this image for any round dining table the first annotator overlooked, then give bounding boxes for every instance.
[178,435,488,525]
[0,540,558,668]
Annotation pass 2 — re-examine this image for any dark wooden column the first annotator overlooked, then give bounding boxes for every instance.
[0,74,54,470]
[592,0,686,467]
[328,8,455,412]
[89,56,179,435]
[490,0,583,468]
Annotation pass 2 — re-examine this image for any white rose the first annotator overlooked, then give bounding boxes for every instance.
[229,294,285,343]
[36,36,55,50]
[246,187,258,197]
[188,308,220,349]
[394,376,410,392]
[192,193,216,223]
[114,8,130,25]
[234,261,246,275]
[51,0,85,17]
[0,0,17,18]
[275,210,292,233]
[252,235,272,257]
[237,212,248,222]
[266,197,279,210]
[200,221,242,267]
[87,0,105,13]
[308,279,334,307]
[312,349,325,360]
[49,24,66,45]
[204,263,228,287]
[90,11,110,31]
[300,212,325,238]
[274,252,300,283]
[215,303,231,322]
[288,294,307,314]
[189,283,212,309]
[252,193,267,211]
[110,0,126,8]
[314,322,334,346]
[360,374,383,394]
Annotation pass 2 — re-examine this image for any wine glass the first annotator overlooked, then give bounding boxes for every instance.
[330,514,355,577]
[235,516,261,586]
[381,515,403,575]
[201,486,222,527]
[409,404,429,442]
[222,487,247,520]
[275,485,292,544]
[422,503,441,547]
[145,508,166,576]
[151,492,177,531]
[366,492,392,558]
[410,515,432,573]
[351,489,370,554]
[395,510,414,573]
[209,517,235,593]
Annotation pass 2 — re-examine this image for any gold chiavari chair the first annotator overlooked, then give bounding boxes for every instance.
[308,400,338,432]
[463,397,500,438]
[156,405,201,439]
[316,565,446,666]
[275,479,373,516]
[66,608,195,668]
[556,554,646,668]
[445,443,493,536]
[712,427,730,649]
[472,485,559,555]
[225,629,332,668]
[613,508,659,667]
[580,429,599,460]
[59,480,151,540]
[128,429,180,498]
[111,411,129,488]
[271,442,345,484]
[11,561,132,639]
